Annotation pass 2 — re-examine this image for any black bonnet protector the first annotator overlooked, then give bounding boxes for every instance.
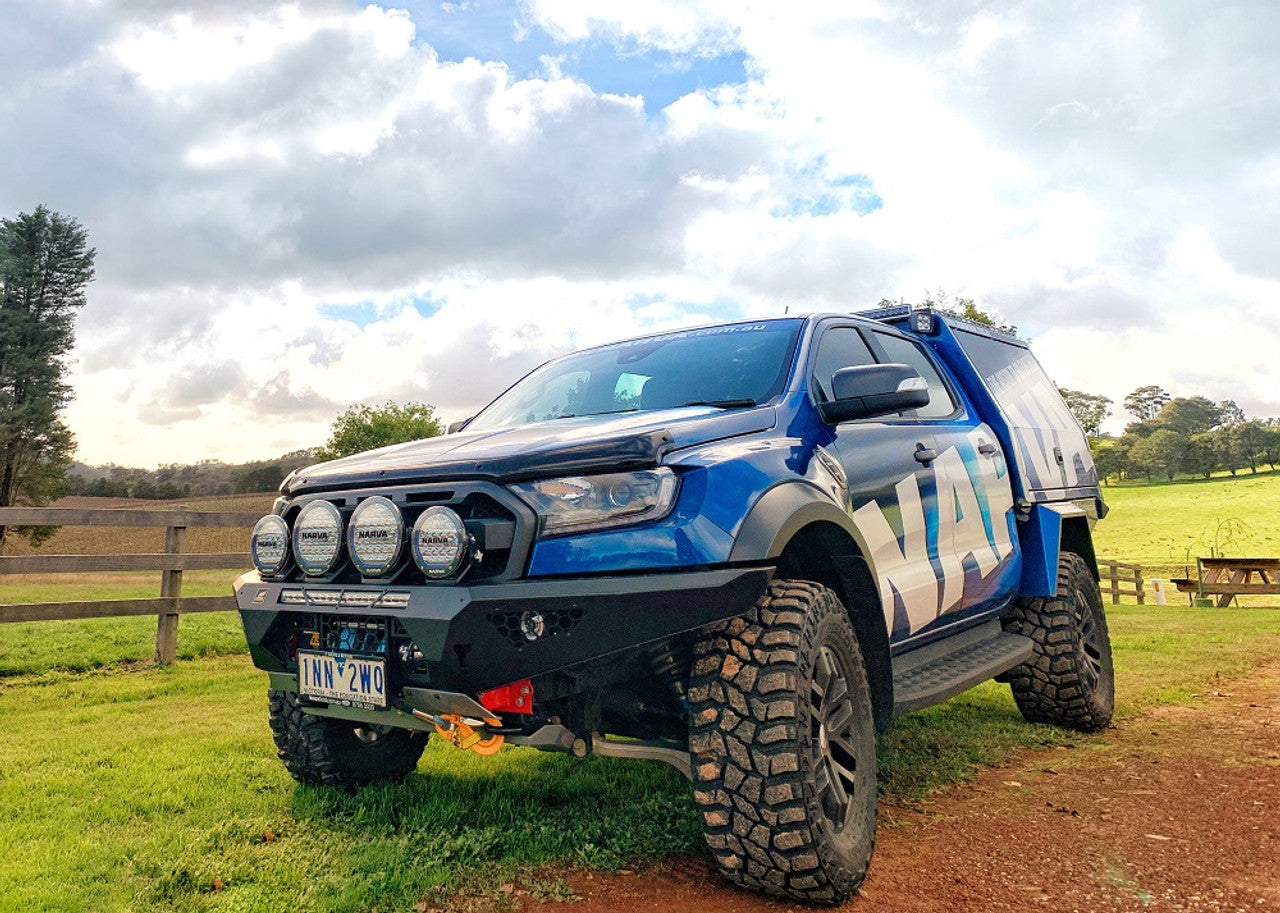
[282,404,779,496]
[284,429,675,496]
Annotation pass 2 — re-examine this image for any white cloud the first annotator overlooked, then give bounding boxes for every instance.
[6,1,1280,467]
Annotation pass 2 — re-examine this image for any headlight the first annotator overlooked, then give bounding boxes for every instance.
[510,467,679,537]
[347,496,404,577]
[293,500,344,576]
[251,514,290,577]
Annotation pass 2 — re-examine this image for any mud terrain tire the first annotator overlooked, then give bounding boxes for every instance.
[268,689,427,789]
[689,580,877,905]
[1003,552,1115,732]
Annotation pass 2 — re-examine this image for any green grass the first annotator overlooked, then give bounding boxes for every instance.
[0,612,247,677]
[1093,470,1280,569]
[4,604,1279,913]
[1,473,1275,909]
[0,571,247,678]
[0,569,238,604]
[0,656,698,913]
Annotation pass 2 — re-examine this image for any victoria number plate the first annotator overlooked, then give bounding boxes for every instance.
[298,651,387,709]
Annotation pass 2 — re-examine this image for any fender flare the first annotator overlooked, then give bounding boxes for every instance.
[729,481,869,563]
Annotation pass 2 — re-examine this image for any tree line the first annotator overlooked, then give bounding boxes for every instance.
[64,402,443,499]
[66,450,318,500]
[1061,384,1280,483]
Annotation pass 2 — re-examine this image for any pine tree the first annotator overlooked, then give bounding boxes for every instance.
[0,206,95,549]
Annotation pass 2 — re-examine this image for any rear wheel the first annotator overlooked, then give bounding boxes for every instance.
[268,689,427,789]
[1003,552,1114,732]
[689,580,877,904]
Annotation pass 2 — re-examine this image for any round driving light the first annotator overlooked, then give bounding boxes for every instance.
[410,506,469,579]
[251,514,290,577]
[293,500,344,576]
[348,496,404,577]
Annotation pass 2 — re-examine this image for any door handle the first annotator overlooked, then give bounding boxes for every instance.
[914,445,937,465]
[977,441,998,455]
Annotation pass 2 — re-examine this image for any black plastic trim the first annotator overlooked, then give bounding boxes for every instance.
[236,565,774,693]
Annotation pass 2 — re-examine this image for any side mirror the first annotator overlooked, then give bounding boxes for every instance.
[818,363,930,423]
[447,417,474,434]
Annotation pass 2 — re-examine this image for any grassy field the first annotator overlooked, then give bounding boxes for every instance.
[0,571,248,678]
[0,479,1276,910]
[4,604,1280,913]
[1092,469,1280,569]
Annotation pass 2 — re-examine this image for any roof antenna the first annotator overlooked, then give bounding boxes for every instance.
[784,305,790,315]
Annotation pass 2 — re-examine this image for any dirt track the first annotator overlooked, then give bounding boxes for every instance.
[525,663,1280,913]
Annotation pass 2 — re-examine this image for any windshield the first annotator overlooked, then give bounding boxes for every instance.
[466,319,802,432]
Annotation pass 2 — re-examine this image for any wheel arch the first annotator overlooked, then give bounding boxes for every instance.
[730,484,893,731]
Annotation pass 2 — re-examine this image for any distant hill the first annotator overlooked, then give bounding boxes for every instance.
[68,450,316,500]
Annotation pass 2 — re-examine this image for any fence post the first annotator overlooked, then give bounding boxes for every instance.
[1134,564,1145,605]
[1106,560,1120,605]
[155,523,186,664]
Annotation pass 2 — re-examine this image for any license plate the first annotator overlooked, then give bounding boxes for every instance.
[298,651,387,709]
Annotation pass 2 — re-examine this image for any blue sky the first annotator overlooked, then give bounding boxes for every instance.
[1,1,1277,465]
[400,0,749,113]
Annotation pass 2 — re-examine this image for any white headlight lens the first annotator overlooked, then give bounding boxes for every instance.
[293,500,344,576]
[348,496,404,577]
[510,467,678,537]
[251,514,290,576]
[411,506,469,579]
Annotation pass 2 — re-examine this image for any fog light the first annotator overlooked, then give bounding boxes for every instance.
[520,611,546,642]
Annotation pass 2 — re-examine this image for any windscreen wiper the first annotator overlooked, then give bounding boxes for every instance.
[680,398,758,409]
[551,408,640,420]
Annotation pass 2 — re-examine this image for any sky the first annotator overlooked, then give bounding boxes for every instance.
[2,0,1277,467]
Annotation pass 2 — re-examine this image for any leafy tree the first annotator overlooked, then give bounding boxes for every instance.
[1216,399,1245,428]
[1210,429,1243,477]
[1127,428,1185,482]
[1262,423,1280,470]
[1089,437,1127,485]
[1059,388,1112,437]
[924,289,1017,335]
[1153,396,1221,435]
[1123,385,1170,421]
[315,402,443,461]
[877,290,1018,335]
[0,206,95,550]
[1183,432,1219,479]
[1229,421,1270,474]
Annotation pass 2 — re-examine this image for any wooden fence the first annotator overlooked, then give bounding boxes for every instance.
[1099,557,1145,605]
[0,507,258,663]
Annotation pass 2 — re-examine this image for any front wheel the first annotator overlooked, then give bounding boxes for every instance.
[268,690,427,789]
[689,580,877,904]
[1003,552,1115,732]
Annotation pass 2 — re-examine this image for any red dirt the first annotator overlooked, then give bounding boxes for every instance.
[524,663,1280,913]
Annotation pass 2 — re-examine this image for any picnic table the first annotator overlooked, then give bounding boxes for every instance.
[1171,558,1280,607]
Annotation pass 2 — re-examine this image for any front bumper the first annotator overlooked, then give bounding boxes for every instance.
[235,565,772,695]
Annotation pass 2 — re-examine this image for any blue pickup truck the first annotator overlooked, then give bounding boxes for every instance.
[235,305,1112,904]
